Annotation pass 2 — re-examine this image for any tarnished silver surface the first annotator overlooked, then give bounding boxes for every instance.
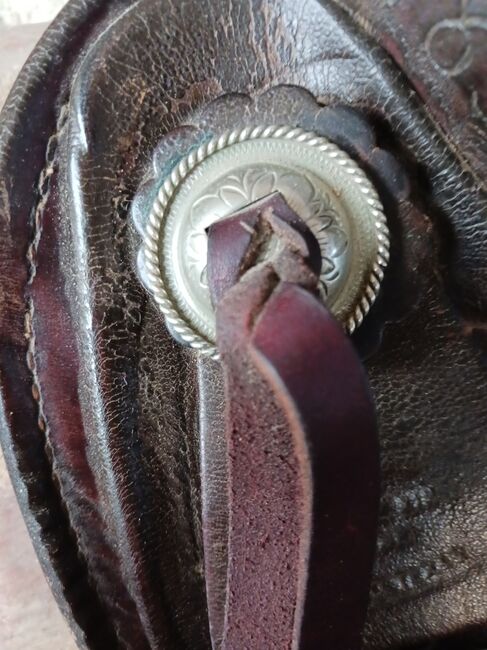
[142,126,389,357]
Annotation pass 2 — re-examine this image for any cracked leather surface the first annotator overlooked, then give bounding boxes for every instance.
[0,0,487,649]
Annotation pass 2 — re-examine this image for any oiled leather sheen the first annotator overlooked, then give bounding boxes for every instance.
[0,1,487,649]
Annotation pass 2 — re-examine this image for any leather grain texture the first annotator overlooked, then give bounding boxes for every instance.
[0,0,486,649]
[206,197,379,649]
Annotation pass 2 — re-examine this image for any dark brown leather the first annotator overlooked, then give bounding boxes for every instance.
[206,196,380,649]
[1,1,487,649]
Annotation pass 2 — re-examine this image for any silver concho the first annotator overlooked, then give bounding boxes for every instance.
[142,126,389,358]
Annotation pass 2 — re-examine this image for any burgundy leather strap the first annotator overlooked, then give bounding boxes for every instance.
[206,194,380,649]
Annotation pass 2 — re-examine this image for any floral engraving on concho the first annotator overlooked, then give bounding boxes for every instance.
[185,168,348,298]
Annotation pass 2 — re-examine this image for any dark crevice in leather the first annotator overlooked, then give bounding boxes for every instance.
[366,110,484,344]
[324,110,415,359]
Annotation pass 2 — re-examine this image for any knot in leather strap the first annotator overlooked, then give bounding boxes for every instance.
[205,192,380,650]
[207,191,323,308]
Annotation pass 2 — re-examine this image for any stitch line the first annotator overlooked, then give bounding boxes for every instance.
[23,105,121,647]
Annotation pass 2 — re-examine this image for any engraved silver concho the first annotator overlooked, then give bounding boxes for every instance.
[142,126,389,358]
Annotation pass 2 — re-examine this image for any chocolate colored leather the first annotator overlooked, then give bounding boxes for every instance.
[206,197,379,649]
[1,1,487,649]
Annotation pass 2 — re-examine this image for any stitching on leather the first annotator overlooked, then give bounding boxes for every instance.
[25,105,69,428]
[25,103,69,471]
[24,104,120,647]
[25,103,68,456]
[25,105,69,287]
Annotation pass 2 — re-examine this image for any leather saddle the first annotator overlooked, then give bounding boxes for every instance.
[1,1,487,648]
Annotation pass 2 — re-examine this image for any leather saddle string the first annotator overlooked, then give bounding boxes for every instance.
[205,193,380,649]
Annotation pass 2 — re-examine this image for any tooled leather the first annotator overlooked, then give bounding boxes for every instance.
[334,0,487,181]
[0,2,486,650]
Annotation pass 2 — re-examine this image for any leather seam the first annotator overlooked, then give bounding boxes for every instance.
[24,104,120,648]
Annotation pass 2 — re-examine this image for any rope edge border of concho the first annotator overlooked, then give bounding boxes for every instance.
[142,125,390,359]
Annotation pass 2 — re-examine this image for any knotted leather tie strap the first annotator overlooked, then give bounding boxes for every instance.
[206,193,380,650]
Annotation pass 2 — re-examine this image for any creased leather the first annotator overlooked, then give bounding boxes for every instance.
[0,0,486,649]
